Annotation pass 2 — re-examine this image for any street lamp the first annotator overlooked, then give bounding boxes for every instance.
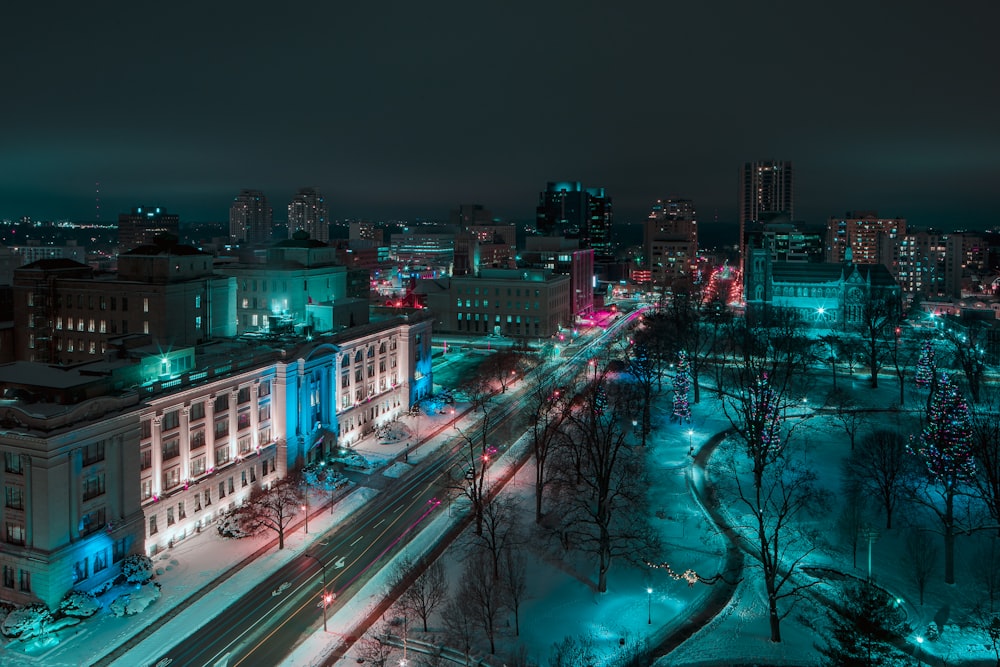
[301,502,308,534]
[647,587,652,624]
[687,429,694,455]
[303,552,334,632]
[916,635,924,663]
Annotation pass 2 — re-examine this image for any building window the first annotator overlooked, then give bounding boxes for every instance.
[219,481,226,498]
[238,436,252,455]
[140,449,152,470]
[237,411,251,431]
[141,479,152,501]
[143,297,149,313]
[238,386,251,404]
[82,441,105,466]
[214,394,229,412]
[258,380,270,397]
[2,566,13,588]
[215,445,231,466]
[258,404,270,422]
[94,548,108,573]
[166,507,175,526]
[228,477,234,494]
[5,485,24,509]
[191,429,206,449]
[215,418,229,439]
[191,401,206,421]
[163,467,181,490]
[191,456,206,477]
[81,507,105,536]
[149,515,158,535]
[143,321,149,334]
[162,439,180,462]
[241,470,248,487]
[258,426,271,445]
[82,474,106,501]
[3,453,23,475]
[204,489,211,506]
[178,501,186,520]
[6,522,26,546]
[162,410,180,432]
[19,570,30,593]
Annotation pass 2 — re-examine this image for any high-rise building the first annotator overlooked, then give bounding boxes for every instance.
[644,198,698,288]
[826,211,906,268]
[536,182,613,259]
[117,206,180,252]
[287,188,329,243]
[739,161,793,272]
[229,189,273,246]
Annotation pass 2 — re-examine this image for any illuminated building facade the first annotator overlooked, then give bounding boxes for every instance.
[520,237,594,317]
[218,233,348,335]
[0,311,433,609]
[739,161,793,276]
[644,198,698,289]
[13,243,236,364]
[288,188,329,243]
[826,211,905,267]
[536,182,614,260]
[425,268,571,337]
[117,206,180,253]
[229,189,273,246]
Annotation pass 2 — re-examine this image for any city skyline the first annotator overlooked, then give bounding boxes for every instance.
[2,2,997,229]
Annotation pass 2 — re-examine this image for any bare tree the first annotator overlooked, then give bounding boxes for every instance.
[848,288,898,389]
[524,375,570,523]
[480,348,531,394]
[836,482,869,569]
[970,394,1000,536]
[392,556,449,633]
[222,476,302,550]
[355,622,398,667]
[942,320,988,404]
[845,430,910,530]
[440,595,476,662]
[460,549,505,656]
[903,529,938,605]
[825,389,869,451]
[971,538,1000,613]
[454,374,497,536]
[473,491,519,581]
[621,339,656,446]
[500,544,529,637]
[719,446,831,642]
[551,377,655,593]
[884,324,916,407]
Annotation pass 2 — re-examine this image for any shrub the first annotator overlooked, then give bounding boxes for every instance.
[110,582,161,617]
[121,554,153,583]
[1,603,53,640]
[58,590,101,618]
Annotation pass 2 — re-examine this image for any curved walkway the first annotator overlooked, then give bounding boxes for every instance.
[649,427,744,661]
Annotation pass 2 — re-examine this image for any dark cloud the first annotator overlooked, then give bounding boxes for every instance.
[1,1,997,229]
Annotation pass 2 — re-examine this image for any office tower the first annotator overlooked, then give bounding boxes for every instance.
[117,206,180,252]
[287,188,329,243]
[450,204,494,227]
[644,198,698,287]
[739,161,793,274]
[535,182,614,259]
[826,211,906,267]
[229,189,273,246]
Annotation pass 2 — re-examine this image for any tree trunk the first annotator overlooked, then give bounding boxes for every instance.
[692,365,701,403]
[768,591,782,642]
[945,493,956,585]
[534,468,544,523]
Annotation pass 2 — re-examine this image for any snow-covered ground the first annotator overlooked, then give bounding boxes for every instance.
[2,371,997,667]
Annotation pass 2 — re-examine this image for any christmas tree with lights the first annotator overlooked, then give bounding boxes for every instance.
[912,372,975,483]
[915,339,936,388]
[672,351,691,423]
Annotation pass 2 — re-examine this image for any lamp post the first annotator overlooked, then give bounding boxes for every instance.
[303,552,333,632]
[301,501,308,534]
[915,635,924,664]
[647,588,652,624]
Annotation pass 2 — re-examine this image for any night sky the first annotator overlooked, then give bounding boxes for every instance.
[3,1,998,230]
